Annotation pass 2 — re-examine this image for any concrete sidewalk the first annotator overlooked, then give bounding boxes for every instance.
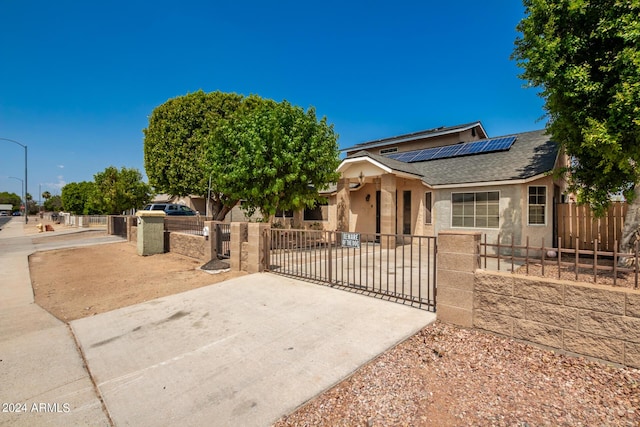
[1,218,436,426]
[0,219,111,426]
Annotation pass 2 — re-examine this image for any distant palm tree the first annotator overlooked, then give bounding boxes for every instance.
[42,191,51,201]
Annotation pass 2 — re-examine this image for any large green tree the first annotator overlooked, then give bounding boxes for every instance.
[144,90,243,220]
[210,96,340,217]
[61,181,98,215]
[62,167,151,215]
[513,0,640,255]
[92,166,153,214]
[43,195,63,212]
[144,91,340,220]
[0,192,21,212]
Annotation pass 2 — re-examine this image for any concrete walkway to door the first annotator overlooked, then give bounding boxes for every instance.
[71,273,436,427]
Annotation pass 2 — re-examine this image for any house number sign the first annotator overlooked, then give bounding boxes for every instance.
[341,232,361,249]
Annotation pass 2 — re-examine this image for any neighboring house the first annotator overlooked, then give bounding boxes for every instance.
[0,204,12,215]
[328,121,568,248]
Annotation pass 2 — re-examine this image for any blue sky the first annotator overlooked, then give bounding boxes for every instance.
[0,0,544,200]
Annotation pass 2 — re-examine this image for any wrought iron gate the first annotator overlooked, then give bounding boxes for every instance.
[111,216,128,238]
[266,229,436,311]
[216,223,231,259]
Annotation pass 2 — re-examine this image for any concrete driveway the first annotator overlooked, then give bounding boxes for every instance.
[71,273,435,427]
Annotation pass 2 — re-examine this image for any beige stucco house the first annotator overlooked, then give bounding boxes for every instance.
[318,121,567,248]
[154,120,567,249]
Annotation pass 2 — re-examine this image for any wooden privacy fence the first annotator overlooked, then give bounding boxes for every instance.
[556,202,627,251]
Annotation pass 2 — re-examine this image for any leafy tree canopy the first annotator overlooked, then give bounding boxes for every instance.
[210,96,340,217]
[513,0,640,213]
[43,195,63,212]
[61,167,151,215]
[92,166,153,214]
[61,181,98,215]
[144,90,340,220]
[144,90,243,220]
[0,192,21,210]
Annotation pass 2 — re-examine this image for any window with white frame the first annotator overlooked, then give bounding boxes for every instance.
[528,186,546,225]
[425,192,432,224]
[452,191,499,228]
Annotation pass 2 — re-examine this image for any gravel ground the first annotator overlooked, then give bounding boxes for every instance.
[274,322,640,427]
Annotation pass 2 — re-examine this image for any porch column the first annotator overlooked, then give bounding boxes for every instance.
[380,174,396,247]
[336,177,350,232]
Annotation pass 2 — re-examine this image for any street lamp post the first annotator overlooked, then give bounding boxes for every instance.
[0,138,28,223]
[9,176,24,217]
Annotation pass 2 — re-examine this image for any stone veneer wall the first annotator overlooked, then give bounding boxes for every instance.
[166,232,205,261]
[474,270,640,368]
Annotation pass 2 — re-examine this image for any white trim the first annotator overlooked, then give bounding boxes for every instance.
[431,173,550,189]
[338,157,392,174]
[337,157,423,181]
[450,190,501,229]
[527,185,548,226]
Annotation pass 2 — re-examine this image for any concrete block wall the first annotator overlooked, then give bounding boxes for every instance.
[436,231,481,328]
[437,229,640,368]
[167,232,206,261]
[474,271,640,368]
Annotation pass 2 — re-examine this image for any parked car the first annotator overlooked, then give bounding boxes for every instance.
[0,212,8,216]
[142,203,196,216]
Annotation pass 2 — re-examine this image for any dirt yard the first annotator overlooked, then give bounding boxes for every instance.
[29,230,245,321]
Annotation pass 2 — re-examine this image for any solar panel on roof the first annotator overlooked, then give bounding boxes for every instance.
[430,144,460,160]
[381,135,517,163]
[483,136,516,152]
[410,147,440,162]
[455,140,488,156]
[387,152,415,162]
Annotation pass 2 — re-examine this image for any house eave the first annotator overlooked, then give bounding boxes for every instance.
[430,173,552,189]
[338,156,424,181]
[338,156,393,174]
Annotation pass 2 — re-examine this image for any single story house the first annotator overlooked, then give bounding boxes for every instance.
[322,121,568,248]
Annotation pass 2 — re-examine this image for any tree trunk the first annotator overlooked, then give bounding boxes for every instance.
[210,198,235,222]
[618,184,640,266]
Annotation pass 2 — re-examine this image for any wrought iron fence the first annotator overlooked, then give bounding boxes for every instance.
[481,234,639,289]
[266,229,437,311]
[164,216,213,235]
